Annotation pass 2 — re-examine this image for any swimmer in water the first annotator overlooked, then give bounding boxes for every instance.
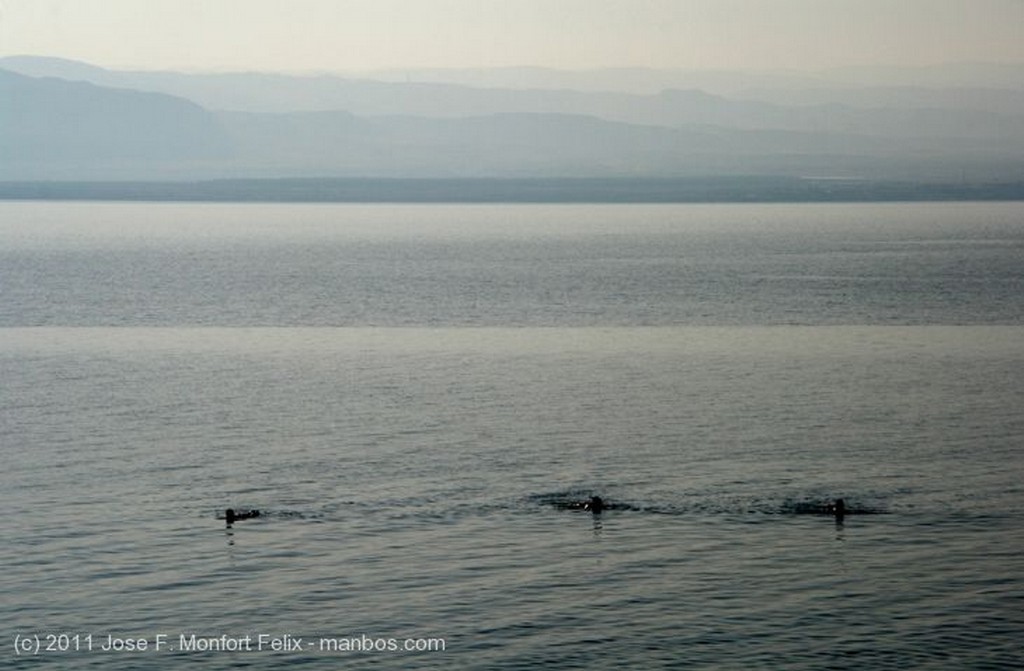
[827,498,845,521]
[565,496,604,513]
[225,508,260,525]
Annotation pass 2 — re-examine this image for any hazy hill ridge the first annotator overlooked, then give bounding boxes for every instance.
[2,56,1022,181]
[0,68,233,179]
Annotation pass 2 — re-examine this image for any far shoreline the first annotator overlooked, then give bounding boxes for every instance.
[2,177,1023,204]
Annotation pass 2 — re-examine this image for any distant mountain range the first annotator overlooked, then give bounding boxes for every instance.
[2,55,1023,182]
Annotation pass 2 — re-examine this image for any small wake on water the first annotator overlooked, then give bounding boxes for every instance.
[210,490,891,527]
[213,505,358,522]
[526,490,633,513]
[781,499,885,516]
[525,490,888,517]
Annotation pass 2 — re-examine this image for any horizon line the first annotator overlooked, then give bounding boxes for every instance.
[4,53,1024,77]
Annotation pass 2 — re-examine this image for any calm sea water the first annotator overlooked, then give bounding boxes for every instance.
[2,202,1023,669]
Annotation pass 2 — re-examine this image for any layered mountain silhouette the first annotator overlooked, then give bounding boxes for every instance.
[2,56,1022,181]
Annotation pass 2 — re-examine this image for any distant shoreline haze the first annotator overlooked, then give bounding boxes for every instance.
[2,178,1023,203]
[2,56,1023,185]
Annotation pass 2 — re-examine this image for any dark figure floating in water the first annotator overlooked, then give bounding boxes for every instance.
[564,495,605,514]
[225,508,260,526]
[827,498,845,522]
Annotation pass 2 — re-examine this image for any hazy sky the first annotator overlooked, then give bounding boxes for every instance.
[1,0,1022,72]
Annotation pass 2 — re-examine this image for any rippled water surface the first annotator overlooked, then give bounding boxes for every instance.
[2,202,1023,669]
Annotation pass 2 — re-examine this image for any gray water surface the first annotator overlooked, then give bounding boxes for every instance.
[2,202,1023,669]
